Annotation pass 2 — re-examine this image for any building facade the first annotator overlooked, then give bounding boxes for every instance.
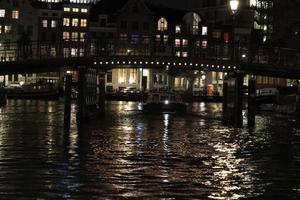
[0,0,39,85]
[0,0,97,86]
[90,0,249,95]
[0,0,293,90]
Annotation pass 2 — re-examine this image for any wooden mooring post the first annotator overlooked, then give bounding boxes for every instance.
[222,72,244,127]
[77,66,87,123]
[64,71,72,131]
[247,78,256,127]
[98,70,106,115]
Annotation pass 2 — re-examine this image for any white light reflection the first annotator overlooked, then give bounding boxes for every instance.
[162,114,170,153]
[208,130,247,200]
[137,102,143,111]
[161,114,171,183]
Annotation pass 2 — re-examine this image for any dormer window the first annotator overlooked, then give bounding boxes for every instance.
[175,25,181,34]
[157,17,168,31]
[132,4,138,13]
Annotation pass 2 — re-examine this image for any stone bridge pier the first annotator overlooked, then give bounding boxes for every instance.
[77,66,106,122]
[222,71,256,127]
[64,66,106,130]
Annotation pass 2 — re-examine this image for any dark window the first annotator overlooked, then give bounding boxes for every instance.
[132,4,138,13]
[4,39,10,49]
[107,71,112,83]
[51,32,57,42]
[27,26,33,35]
[121,21,127,29]
[143,22,149,30]
[13,74,18,82]
[131,35,139,44]
[12,0,18,7]
[100,19,106,27]
[108,32,113,38]
[132,21,139,31]
[17,25,24,34]
[106,85,113,92]
[8,75,12,82]
[41,32,47,42]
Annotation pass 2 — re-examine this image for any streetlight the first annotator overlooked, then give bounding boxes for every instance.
[229,0,239,61]
[229,0,239,15]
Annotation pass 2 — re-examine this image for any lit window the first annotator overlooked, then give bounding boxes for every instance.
[80,19,87,27]
[212,31,221,39]
[182,52,188,57]
[157,17,167,31]
[224,32,229,43]
[175,25,181,34]
[175,77,185,87]
[202,40,207,48]
[81,8,88,13]
[120,34,127,41]
[42,20,47,28]
[72,18,79,27]
[71,48,77,57]
[51,20,57,28]
[63,32,70,41]
[72,8,79,12]
[50,47,56,56]
[175,39,180,47]
[0,25,2,34]
[80,32,86,41]
[156,35,161,42]
[182,39,188,47]
[64,7,70,12]
[202,26,208,35]
[79,48,84,56]
[63,48,70,57]
[191,13,201,35]
[63,18,70,26]
[163,35,168,43]
[71,32,78,41]
[175,51,181,57]
[12,10,19,19]
[4,25,12,33]
[0,9,5,18]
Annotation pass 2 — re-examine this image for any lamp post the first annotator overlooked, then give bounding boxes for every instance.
[230,0,239,14]
[229,0,239,61]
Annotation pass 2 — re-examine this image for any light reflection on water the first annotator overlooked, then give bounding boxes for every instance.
[0,100,299,199]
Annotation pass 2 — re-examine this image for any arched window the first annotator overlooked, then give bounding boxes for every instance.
[183,12,202,35]
[157,17,168,31]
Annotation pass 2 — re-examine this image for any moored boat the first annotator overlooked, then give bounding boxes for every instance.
[143,92,187,112]
[256,88,277,111]
[6,83,60,100]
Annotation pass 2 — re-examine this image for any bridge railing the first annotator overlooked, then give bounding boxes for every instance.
[0,38,299,68]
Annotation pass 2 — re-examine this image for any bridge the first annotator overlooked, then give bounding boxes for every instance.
[0,39,299,128]
[0,40,300,78]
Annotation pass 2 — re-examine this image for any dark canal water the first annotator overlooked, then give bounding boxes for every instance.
[0,100,299,199]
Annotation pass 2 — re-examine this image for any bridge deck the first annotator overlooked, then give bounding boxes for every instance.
[0,55,299,79]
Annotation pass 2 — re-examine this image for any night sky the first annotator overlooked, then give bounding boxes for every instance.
[148,0,203,9]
